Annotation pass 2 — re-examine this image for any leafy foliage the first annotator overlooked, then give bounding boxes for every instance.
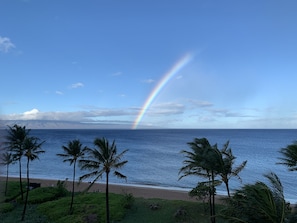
[56,180,69,197]
[80,137,128,223]
[57,139,87,213]
[189,180,221,202]
[0,181,26,203]
[25,187,69,204]
[278,141,297,171]
[121,192,135,209]
[0,202,14,213]
[38,192,127,223]
[220,172,290,223]
[179,138,224,223]
[21,135,45,220]
[5,124,31,201]
[219,141,247,197]
[0,152,14,195]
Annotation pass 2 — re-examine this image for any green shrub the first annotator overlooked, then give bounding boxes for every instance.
[15,185,68,204]
[38,192,127,222]
[55,215,84,223]
[0,181,27,203]
[0,202,14,213]
[26,186,69,204]
[38,198,71,221]
[56,180,68,197]
[121,192,135,209]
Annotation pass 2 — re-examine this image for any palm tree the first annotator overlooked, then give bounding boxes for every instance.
[5,124,31,200]
[278,141,297,171]
[57,139,88,213]
[179,138,223,223]
[0,151,14,195]
[21,136,45,221]
[220,141,247,197]
[80,137,128,223]
[220,172,288,223]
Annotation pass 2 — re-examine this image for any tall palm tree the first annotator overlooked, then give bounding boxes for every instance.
[21,136,45,221]
[80,137,128,223]
[179,138,223,223]
[0,151,14,195]
[278,141,297,171]
[220,141,247,197]
[5,124,31,200]
[57,139,88,213]
[220,172,288,223]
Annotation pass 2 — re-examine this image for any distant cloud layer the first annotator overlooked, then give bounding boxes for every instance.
[0,36,15,53]
[1,108,133,122]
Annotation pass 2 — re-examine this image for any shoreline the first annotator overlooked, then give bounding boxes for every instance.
[1,176,226,203]
[2,176,296,206]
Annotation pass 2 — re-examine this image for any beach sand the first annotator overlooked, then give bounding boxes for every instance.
[2,176,225,203]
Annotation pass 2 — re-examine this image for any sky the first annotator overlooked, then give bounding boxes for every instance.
[1,0,297,129]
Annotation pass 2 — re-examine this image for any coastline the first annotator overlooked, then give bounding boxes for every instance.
[1,176,226,203]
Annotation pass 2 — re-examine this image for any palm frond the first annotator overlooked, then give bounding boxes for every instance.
[0,152,14,165]
[114,171,127,180]
[264,172,284,198]
[277,142,297,171]
[80,174,102,192]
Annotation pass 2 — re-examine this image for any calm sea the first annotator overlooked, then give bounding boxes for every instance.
[1,129,297,203]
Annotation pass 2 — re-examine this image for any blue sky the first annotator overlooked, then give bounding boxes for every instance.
[1,0,297,129]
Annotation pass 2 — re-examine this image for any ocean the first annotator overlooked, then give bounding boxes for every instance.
[1,129,297,203]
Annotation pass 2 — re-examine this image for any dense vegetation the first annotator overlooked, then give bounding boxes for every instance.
[0,181,228,223]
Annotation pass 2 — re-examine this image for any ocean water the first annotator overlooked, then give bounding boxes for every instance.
[1,129,297,203]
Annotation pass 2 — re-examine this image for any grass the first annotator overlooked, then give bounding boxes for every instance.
[37,192,128,223]
[0,204,50,223]
[23,186,69,204]
[0,180,27,203]
[121,198,226,223]
[0,180,227,223]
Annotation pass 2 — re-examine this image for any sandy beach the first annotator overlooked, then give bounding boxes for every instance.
[1,176,225,203]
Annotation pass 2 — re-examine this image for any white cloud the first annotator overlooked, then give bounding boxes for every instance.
[0,36,15,53]
[23,108,39,119]
[55,91,63,95]
[24,108,39,115]
[1,108,133,122]
[148,102,185,115]
[112,71,122,76]
[142,79,154,84]
[70,82,84,88]
[188,99,213,107]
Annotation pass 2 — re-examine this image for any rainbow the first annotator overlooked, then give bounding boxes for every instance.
[132,53,193,129]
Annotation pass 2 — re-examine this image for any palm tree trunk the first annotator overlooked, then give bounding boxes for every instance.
[106,171,110,223]
[208,174,213,222]
[225,181,230,198]
[5,164,9,196]
[211,170,216,223]
[70,161,76,213]
[19,159,23,200]
[21,158,30,221]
